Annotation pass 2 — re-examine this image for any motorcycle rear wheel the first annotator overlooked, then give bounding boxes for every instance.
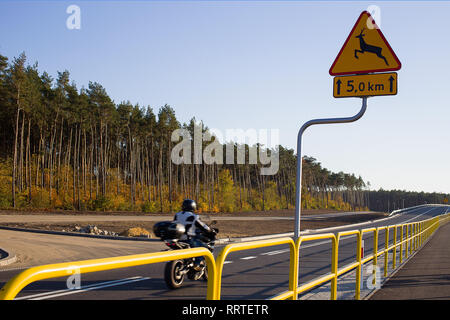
[164,260,185,289]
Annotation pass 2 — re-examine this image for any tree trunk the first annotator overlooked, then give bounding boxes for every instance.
[26,117,31,203]
[12,107,21,208]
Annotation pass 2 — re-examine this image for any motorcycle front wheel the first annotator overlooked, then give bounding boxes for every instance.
[164,260,186,289]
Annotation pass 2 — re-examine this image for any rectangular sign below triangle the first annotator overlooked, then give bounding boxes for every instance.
[333,72,398,98]
[329,11,401,76]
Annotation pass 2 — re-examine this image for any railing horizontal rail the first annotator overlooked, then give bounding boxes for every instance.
[297,273,335,295]
[0,247,217,300]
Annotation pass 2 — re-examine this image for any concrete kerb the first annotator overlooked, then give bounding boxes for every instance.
[0,248,17,267]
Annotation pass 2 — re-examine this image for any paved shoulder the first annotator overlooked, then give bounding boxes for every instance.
[370,222,450,300]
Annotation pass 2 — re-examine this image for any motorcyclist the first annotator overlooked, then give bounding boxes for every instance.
[173,199,217,271]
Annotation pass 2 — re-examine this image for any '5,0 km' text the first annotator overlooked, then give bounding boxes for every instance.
[333,72,397,98]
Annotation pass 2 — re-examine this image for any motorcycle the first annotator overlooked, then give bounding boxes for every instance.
[153,220,218,289]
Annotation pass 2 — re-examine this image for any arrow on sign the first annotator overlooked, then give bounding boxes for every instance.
[336,79,342,95]
[388,75,394,92]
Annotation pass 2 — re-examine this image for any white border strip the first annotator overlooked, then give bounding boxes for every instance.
[15,276,150,300]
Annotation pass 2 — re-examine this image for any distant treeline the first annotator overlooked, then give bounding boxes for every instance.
[368,190,449,212]
[0,51,447,213]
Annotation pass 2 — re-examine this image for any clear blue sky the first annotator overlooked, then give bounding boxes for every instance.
[1,1,449,194]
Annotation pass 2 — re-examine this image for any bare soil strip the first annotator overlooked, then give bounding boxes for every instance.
[0,211,387,239]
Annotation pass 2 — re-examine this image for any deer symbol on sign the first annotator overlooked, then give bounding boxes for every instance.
[354,28,389,66]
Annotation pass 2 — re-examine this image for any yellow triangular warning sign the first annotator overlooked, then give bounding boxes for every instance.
[329,11,401,76]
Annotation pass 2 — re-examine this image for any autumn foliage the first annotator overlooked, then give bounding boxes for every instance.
[0,51,410,213]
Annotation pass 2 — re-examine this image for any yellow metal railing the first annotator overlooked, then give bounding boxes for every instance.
[0,247,217,300]
[215,237,297,300]
[295,233,338,299]
[1,212,449,300]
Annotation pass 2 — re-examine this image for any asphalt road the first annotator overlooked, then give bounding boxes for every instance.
[0,205,447,300]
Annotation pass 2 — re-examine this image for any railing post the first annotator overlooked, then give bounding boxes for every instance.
[417,222,419,249]
[405,224,409,258]
[355,233,362,300]
[399,225,403,264]
[415,223,418,251]
[417,222,422,248]
[373,229,379,286]
[411,223,414,252]
[393,226,397,270]
[290,240,299,301]
[384,227,389,278]
[331,236,338,300]
[420,222,423,246]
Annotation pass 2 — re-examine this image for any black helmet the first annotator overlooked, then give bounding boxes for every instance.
[182,199,197,212]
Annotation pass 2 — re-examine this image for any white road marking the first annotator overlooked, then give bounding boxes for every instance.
[260,249,290,256]
[240,256,257,260]
[15,276,150,300]
[257,235,358,257]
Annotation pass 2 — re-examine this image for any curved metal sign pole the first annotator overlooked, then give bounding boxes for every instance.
[294,97,368,240]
